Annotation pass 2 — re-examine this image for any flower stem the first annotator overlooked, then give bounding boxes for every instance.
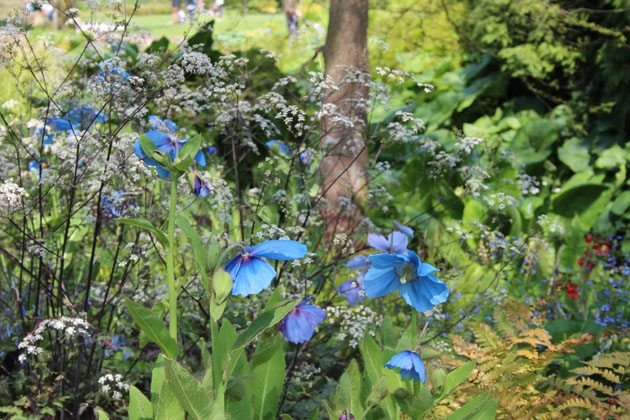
[167,174,178,346]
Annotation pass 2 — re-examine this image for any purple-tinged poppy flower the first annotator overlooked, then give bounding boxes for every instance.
[339,414,355,420]
[102,191,137,218]
[133,117,206,178]
[363,251,448,312]
[278,298,326,343]
[385,350,426,382]
[266,140,290,155]
[337,275,365,307]
[225,240,308,296]
[194,175,213,197]
[346,255,370,270]
[368,231,408,254]
[393,221,414,238]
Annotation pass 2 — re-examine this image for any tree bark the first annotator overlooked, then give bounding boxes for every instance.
[321,0,369,229]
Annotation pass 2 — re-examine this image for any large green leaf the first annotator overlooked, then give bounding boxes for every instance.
[232,299,298,350]
[595,145,627,169]
[509,119,559,164]
[552,184,611,218]
[446,392,497,420]
[440,360,476,399]
[155,381,185,420]
[163,357,224,420]
[129,385,153,420]
[334,359,363,419]
[126,298,178,358]
[558,137,590,173]
[250,336,286,420]
[117,218,169,249]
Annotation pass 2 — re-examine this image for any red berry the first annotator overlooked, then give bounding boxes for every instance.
[577,258,585,266]
[585,235,594,243]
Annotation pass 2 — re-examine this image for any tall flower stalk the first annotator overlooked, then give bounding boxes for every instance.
[167,173,178,344]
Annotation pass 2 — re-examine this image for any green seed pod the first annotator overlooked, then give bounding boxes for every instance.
[212,268,232,304]
[431,368,446,395]
[393,387,410,399]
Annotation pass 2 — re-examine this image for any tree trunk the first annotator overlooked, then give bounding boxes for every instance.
[321,0,369,229]
[243,0,248,15]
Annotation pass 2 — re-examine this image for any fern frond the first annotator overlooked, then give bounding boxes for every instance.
[567,377,614,396]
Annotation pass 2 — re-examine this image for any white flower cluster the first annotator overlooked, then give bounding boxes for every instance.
[326,305,382,348]
[0,180,27,209]
[537,214,565,235]
[483,192,517,210]
[517,172,544,196]
[98,374,129,400]
[17,317,90,363]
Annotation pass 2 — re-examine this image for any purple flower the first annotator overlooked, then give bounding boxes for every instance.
[385,350,425,382]
[393,221,414,238]
[363,251,448,312]
[194,175,213,197]
[225,240,307,296]
[368,231,408,254]
[278,298,326,343]
[346,255,370,270]
[339,414,355,420]
[337,276,365,307]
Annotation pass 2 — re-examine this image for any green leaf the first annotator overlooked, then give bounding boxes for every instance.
[163,357,224,420]
[176,215,208,287]
[126,298,178,358]
[412,384,433,416]
[172,155,195,172]
[611,191,630,216]
[360,334,382,386]
[155,381,185,420]
[139,134,159,159]
[250,336,286,420]
[595,145,627,169]
[129,385,153,420]
[232,299,298,350]
[334,359,363,418]
[380,315,397,348]
[96,409,110,420]
[151,355,166,412]
[213,320,238,404]
[552,184,610,217]
[445,392,495,420]
[117,218,169,249]
[558,137,590,173]
[510,119,559,164]
[179,135,202,162]
[441,360,476,399]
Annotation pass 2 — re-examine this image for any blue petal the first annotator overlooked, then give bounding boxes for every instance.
[389,231,408,254]
[266,140,290,155]
[393,221,414,238]
[248,240,307,260]
[133,139,147,159]
[364,266,399,298]
[227,256,276,296]
[207,146,218,156]
[300,302,326,325]
[346,255,370,270]
[398,274,449,312]
[280,310,314,343]
[385,351,413,370]
[194,149,207,167]
[368,233,389,253]
[368,253,407,269]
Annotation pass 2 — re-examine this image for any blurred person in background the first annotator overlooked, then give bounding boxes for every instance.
[284,0,298,34]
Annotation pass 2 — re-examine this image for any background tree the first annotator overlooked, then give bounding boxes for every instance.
[321,0,370,229]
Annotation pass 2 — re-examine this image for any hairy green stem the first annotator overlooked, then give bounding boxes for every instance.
[167,175,178,345]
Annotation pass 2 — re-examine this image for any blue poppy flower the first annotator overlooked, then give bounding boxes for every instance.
[94,61,130,92]
[225,240,308,296]
[66,106,106,129]
[393,221,414,238]
[278,298,326,343]
[337,275,365,307]
[29,159,48,178]
[363,251,448,312]
[368,231,408,254]
[35,118,72,145]
[385,350,426,382]
[207,146,218,157]
[133,118,206,178]
[266,140,290,155]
